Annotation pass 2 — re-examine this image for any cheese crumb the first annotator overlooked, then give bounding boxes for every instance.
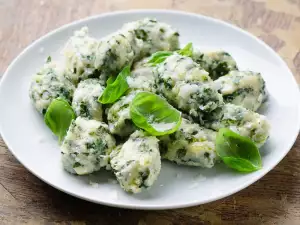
[89,181,99,188]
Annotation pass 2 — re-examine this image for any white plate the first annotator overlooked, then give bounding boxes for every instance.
[0,10,299,210]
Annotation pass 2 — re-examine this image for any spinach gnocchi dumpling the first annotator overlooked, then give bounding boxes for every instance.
[63,27,100,84]
[160,118,218,168]
[126,58,157,92]
[95,30,136,80]
[156,53,223,118]
[123,18,180,56]
[192,50,238,80]
[29,62,75,114]
[107,91,137,137]
[204,103,270,147]
[72,79,104,121]
[214,71,266,111]
[95,18,179,81]
[61,117,116,175]
[110,130,161,193]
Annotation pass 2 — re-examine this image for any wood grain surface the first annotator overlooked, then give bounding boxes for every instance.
[0,0,300,224]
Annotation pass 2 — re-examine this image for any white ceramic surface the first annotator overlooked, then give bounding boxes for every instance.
[0,10,299,210]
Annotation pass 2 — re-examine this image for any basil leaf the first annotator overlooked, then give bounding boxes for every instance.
[216,128,262,172]
[130,92,182,136]
[177,43,193,57]
[147,43,193,66]
[44,98,75,143]
[148,51,173,66]
[99,66,130,104]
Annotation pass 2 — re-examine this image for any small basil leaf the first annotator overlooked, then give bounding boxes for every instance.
[130,92,182,136]
[44,98,75,143]
[216,128,262,172]
[148,51,173,66]
[99,66,130,104]
[177,43,193,57]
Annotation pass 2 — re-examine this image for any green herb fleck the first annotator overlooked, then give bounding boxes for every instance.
[134,29,148,41]
[46,56,52,63]
[73,162,82,168]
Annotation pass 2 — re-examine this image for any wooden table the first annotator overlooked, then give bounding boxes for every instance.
[0,0,300,224]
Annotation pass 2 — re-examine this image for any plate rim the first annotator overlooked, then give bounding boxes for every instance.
[0,9,300,210]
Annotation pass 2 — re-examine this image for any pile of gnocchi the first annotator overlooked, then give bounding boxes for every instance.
[29,18,270,194]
